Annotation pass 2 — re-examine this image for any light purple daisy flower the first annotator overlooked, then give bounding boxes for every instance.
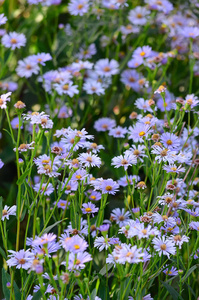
[133,46,152,60]
[16,58,40,78]
[2,32,26,50]
[68,0,90,16]
[1,205,16,221]
[57,199,70,210]
[181,26,199,39]
[111,153,137,170]
[111,208,131,227]
[128,6,150,26]
[54,80,79,97]
[94,117,116,132]
[128,123,152,143]
[7,249,34,269]
[0,158,4,169]
[0,13,7,26]
[100,179,119,195]
[163,265,178,276]
[121,69,140,90]
[81,202,99,215]
[0,92,12,109]
[83,79,105,95]
[95,59,119,77]
[68,251,92,270]
[163,164,185,174]
[152,236,176,258]
[33,183,54,196]
[160,132,181,150]
[78,152,102,168]
[109,126,128,138]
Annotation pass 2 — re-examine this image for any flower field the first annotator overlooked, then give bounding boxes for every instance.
[0,0,199,299]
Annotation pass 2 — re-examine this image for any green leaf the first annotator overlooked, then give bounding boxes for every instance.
[16,167,31,185]
[99,263,113,276]
[2,268,10,300]
[91,288,97,300]
[182,265,199,283]
[161,281,183,300]
[185,283,196,298]
[42,218,67,235]
[2,268,21,300]
[0,196,3,219]
[32,290,42,300]
[0,246,6,260]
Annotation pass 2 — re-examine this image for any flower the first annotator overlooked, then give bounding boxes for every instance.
[168,235,189,249]
[109,126,128,138]
[33,183,54,196]
[154,85,167,94]
[16,58,40,78]
[153,236,176,258]
[184,94,199,109]
[68,0,90,16]
[2,32,26,50]
[128,123,152,143]
[160,132,180,150]
[68,251,92,270]
[13,141,35,153]
[99,179,119,195]
[1,205,16,221]
[0,13,7,26]
[57,200,70,210]
[121,69,140,91]
[68,235,88,253]
[78,153,102,168]
[94,236,119,251]
[111,208,131,227]
[0,92,12,109]
[83,80,105,95]
[7,249,34,269]
[111,153,137,170]
[54,80,79,97]
[33,233,57,246]
[0,158,4,169]
[135,98,153,112]
[181,26,199,38]
[163,265,178,276]
[31,52,52,66]
[71,169,88,182]
[95,59,119,77]
[163,164,185,174]
[189,221,199,231]
[133,46,152,60]
[81,202,99,215]
[94,118,116,132]
[128,6,150,25]
[151,146,177,164]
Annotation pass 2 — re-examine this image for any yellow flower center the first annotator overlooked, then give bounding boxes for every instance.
[139,131,146,137]
[74,245,80,249]
[160,244,167,250]
[11,38,17,44]
[63,84,69,90]
[85,207,92,212]
[77,4,83,9]
[140,51,146,56]
[166,139,173,145]
[105,185,112,191]
[103,66,111,72]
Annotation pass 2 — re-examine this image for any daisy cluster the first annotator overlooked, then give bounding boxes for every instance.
[0,0,199,299]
